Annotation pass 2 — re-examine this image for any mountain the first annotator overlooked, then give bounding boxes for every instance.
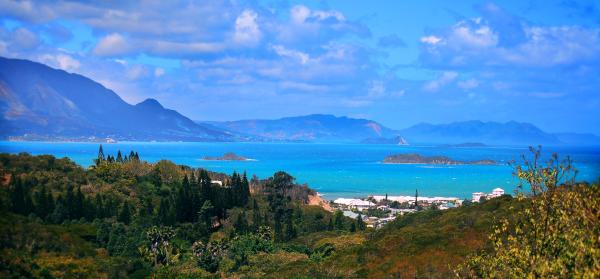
[0,57,233,141]
[203,114,400,142]
[399,120,562,146]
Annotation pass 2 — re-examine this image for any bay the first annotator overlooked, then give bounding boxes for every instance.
[1,141,598,200]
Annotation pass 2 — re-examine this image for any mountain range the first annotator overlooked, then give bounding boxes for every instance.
[203,114,398,143]
[0,57,234,141]
[0,56,598,146]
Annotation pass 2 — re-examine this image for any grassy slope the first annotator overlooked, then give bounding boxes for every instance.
[235,196,519,278]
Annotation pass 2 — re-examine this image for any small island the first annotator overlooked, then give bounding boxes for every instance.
[383,153,496,165]
[202,152,252,161]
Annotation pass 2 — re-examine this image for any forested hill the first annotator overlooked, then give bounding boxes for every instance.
[0,150,357,277]
[0,150,597,278]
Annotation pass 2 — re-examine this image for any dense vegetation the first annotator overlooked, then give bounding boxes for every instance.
[0,147,598,278]
[0,147,357,278]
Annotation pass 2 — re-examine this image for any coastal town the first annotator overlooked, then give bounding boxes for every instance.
[329,187,506,229]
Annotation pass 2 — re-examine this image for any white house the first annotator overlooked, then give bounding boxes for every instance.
[472,192,486,202]
[472,188,505,202]
[491,188,505,198]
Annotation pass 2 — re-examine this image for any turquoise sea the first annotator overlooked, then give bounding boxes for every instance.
[1,141,599,200]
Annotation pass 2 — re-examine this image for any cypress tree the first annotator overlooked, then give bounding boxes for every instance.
[118,201,131,224]
[75,186,84,219]
[241,172,250,206]
[158,197,175,226]
[10,176,25,214]
[46,191,55,218]
[414,189,419,210]
[199,170,212,203]
[356,213,366,231]
[252,199,261,229]
[23,191,34,216]
[334,210,345,230]
[34,186,48,218]
[96,145,105,165]
[65,185,75,219]
[234,212,248,233]
[116,150,123,163]
[50,196,68,224]
[94,194,104,219]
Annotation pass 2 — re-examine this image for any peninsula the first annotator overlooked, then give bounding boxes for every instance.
[383,153,496,165]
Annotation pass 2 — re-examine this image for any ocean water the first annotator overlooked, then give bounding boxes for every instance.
[1,141,599,200]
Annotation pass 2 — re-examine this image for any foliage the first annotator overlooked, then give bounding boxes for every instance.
[139,226,179,267]
[191,239,225,273]
[2,148,596,277]
[457,147,600,278]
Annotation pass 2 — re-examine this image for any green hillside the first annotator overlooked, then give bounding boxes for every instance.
[0,148,597,278]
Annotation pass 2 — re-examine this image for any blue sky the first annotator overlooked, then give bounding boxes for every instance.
[1,0,599,133]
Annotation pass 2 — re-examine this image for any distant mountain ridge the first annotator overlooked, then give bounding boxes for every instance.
[203,114,400,142]
[400,120,566,146]
[1,57,597,146]
[0,57,234,141]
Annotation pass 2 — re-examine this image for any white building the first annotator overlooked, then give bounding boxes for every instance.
[333,198,375,211]
[371,195,460,204]
[472,192,486,202]
[472,188,505,202]
[490,188,505,198]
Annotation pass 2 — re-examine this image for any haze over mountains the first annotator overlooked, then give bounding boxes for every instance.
[0,57,598,146]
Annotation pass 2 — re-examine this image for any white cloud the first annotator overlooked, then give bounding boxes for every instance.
[290,5,345,24]
[233,9,261,46]
[424,71,458,92]
[420,16,600,67]
[420,35,442,45]
[451,22,498,48]
[38,53,80,71]
[271,44,310,64]
[93,33,130,56]
[291,5,312,24]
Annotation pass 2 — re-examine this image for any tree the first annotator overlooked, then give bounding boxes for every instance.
[265,171,295,241]
[233,212,248,233]
[414,189,419,210]
[333,210,345,230]
[284,216,297,240]
[118,201,131,224]
[65,185,75,219]
[139,226,179,267]
[356,213,366,231]
[10,176,26,215]
[96,145,105,166]
[158,197,175,226]
[116,150,123,163]
[458,147,600,278]
[198,200,214,228]
[192,240,224,273]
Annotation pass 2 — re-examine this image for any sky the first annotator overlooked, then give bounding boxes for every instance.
[1,0,599,133]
